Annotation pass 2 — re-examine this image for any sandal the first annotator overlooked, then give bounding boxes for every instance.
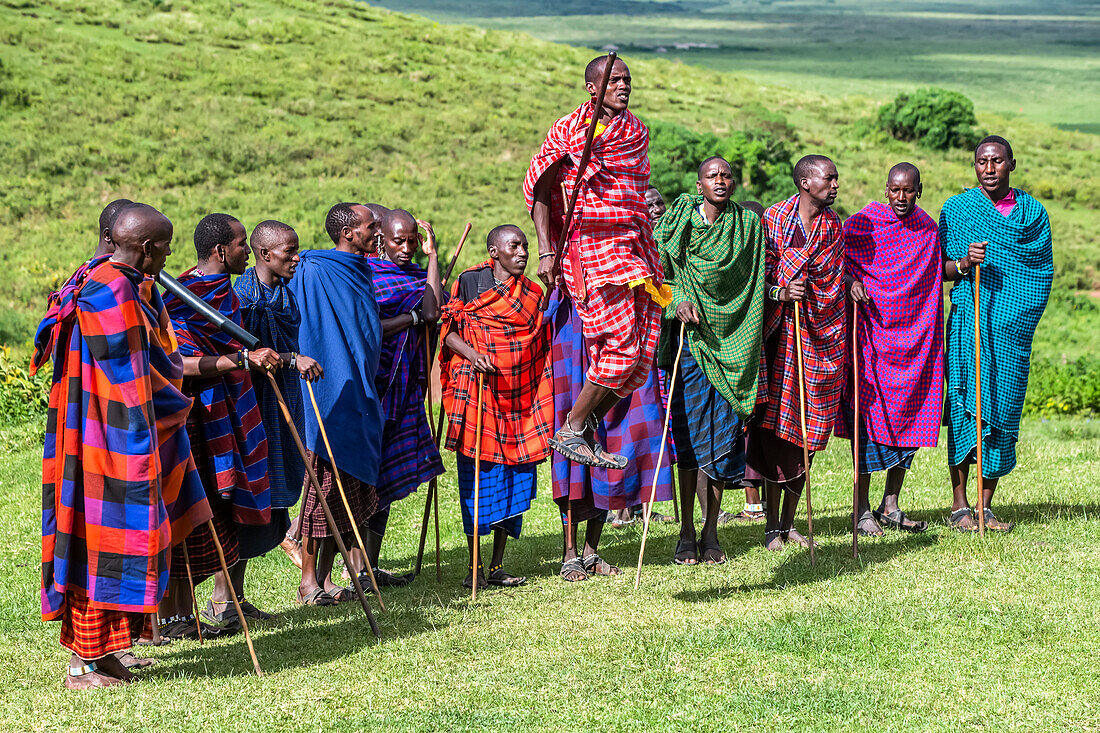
[363,568,414,588]
[856,510,884,537]
[296,587,336,606]
[673,537,698,565]
[549,414,603,468]
[159,614,220,641]
[948,507,978,533]
[592,441,628,470]
[328,586,356,603]
[486,564,527,587]
[114,651,156,670]
[763,529,784,551]
[582,553,621,576]
[700,541,726,565]
[873,508,928,534]
[982,507,1015,533]
[462,563,488,589]
[724,508,765,523]
[559,557,589,582]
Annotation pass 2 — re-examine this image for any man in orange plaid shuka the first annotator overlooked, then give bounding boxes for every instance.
[439,225,554,590]
[524,55,670,471]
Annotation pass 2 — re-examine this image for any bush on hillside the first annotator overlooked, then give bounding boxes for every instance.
[0,347,48,427]
[1024,356,1100,417]
[647,118,795,204]
[877,88,981,150]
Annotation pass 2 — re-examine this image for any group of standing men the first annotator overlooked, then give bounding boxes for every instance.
[34,54,1053,689]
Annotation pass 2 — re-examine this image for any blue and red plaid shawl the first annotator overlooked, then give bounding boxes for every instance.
[367,257,444,510]
[836,202,943,448]
[757,195,846,452]
[548,295,673,509]
[36,258,210,619]
[163,269,271,526]
[234,267,305,509]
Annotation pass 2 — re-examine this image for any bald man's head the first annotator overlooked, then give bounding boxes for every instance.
[111,203,174,276]
[382,208,416,238]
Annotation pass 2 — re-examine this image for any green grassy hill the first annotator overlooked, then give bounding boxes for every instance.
[368,0,1100,133]
[1,0,1098,372]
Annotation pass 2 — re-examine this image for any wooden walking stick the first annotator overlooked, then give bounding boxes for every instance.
[851,302,860,560]
[305,380,386,611]
[973,264,986,537]
[541,51,618,310]
[635,322,687,590]
[471,372,486,601]
[792,302,817,567]
[207,520,263,677]
[180,544,204,644]
[416,222,474,580]
[264,373,381,636]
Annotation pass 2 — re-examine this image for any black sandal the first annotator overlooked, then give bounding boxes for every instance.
[582,553,621,576]
[592,442,628,470]
[856,510,884,537]
[559,557,589,582]
[462,563,488,589]
[486,563,527,587]
[362,568,414,588]
[673,537,698,565]
[982,507,1015,533]
[873,508,928,534]
[948,507,978,533]
[699,541,727,565]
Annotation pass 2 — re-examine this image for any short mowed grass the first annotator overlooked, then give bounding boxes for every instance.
[3,417,1099,731]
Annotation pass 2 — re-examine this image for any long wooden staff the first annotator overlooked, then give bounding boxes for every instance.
[416,222,473,580]
[541,52,617,309]
[851,302,860,559]
[305,380,385,610]
[180,544,203,644]
[264,373,381,637]
[635,322,687,590]
[973,265,986,537]
[207,520,263,676]
[792,302,817,567]
[471,372,485,601]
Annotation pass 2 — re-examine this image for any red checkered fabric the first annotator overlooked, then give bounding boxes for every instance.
[575,283,662,396]
[59,590,142,659]
[756,195,846,452]
[523,101,661,298]
[440,263,554,465]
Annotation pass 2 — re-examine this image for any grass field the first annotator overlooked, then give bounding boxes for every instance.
[3,416,1099,731]
[366,0,1100,133]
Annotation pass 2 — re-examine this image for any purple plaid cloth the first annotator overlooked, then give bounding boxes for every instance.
[367,257,444,510]
[548,296,673,516]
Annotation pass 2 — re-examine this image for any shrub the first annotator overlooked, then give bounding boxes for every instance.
[877,87,981,150]
[1024,356,1100,417]
[647,118,796,205]
[0,347,49,427]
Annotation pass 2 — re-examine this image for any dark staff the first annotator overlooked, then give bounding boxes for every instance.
[157,271,382,636]
[415,223,473,579]
[539,51,617,310]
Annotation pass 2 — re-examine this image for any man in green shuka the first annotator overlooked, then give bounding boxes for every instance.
[654,156,767,565]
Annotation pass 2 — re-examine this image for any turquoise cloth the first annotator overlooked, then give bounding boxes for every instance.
[939,187,1052,477]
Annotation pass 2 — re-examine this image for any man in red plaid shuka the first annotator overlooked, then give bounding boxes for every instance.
[525,55,670,471]
[745,155,846,551]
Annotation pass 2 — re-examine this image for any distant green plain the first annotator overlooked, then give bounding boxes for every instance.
[366,0,1100,133]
